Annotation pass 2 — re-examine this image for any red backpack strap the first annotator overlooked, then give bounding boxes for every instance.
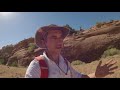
[35,56,48,78]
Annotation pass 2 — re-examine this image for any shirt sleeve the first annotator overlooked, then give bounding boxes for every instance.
[25,59,41,78]
[68,61,83,78]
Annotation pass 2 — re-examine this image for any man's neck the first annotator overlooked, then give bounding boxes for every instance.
[46,51,60,64]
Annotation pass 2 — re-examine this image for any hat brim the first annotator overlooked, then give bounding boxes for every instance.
[41,26,70,38]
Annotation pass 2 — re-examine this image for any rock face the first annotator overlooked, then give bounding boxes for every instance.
[6,49,34,66]
[63,21,120,63]
[0,38,36,67]
[1,20,120,66]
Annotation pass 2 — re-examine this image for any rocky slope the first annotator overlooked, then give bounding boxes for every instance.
[63,20,120,62]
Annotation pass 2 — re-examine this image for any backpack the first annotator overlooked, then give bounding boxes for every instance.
[35,56,49,78]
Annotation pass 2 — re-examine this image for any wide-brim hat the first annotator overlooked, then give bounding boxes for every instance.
[35,25,70,48]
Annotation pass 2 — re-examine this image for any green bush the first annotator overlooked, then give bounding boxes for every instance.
[101,48,120,58]
[0,58,4,65]
[71,60,85,65]
[64,24,77,35]
[11,61,18,67]
[28,43,36,52]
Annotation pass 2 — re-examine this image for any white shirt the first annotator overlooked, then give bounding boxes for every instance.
[25,52,83,78]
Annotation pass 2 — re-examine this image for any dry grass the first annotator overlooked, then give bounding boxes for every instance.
[0,65,27,78]
[0,55,120,78]
[72,55,120,78]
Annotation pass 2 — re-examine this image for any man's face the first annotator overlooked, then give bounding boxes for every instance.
[45,30,64,53]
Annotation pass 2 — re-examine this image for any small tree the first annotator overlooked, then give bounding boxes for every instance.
[64,24,77,35]
[11,61,18,67]
[0,58,4,65]
[28,43,36,52]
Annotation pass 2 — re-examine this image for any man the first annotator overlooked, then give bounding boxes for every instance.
[25,25,118,78]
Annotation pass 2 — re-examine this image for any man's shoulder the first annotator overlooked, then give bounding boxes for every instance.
[30,55,45,65]
[28,58,39,68]
[25,59,40,78]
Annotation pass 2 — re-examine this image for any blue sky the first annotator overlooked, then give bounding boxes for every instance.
[0,12,120,49]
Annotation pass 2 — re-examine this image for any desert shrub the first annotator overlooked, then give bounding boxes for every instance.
[64,24,77,35]
[101,48,120,58]
[28,43,36,52]
[71,60,85,65]
[11,61,18,67]
[0,58,4,65]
